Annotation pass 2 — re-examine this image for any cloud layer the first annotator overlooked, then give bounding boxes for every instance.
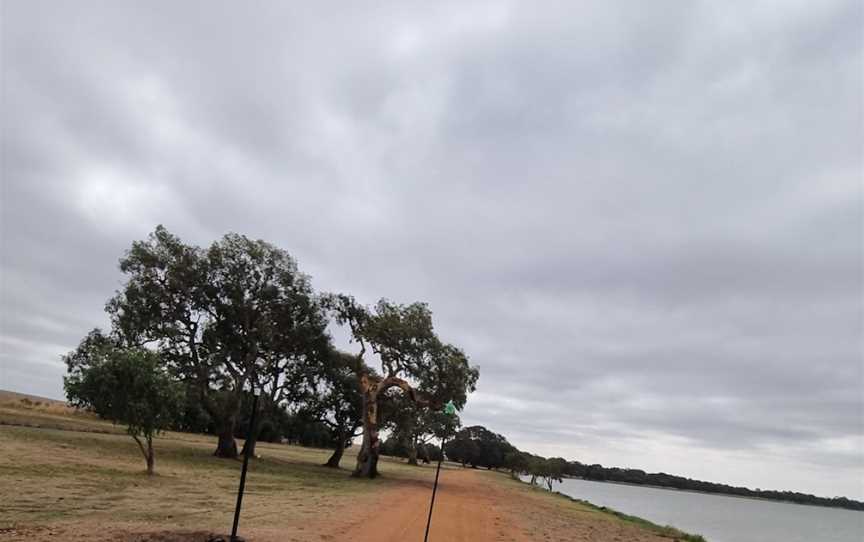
[2,0,861,499]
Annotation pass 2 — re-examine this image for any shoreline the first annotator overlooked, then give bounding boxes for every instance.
[515,477,706,542]
[556,476,864,512]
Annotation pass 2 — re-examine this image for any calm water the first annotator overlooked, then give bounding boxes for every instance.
[524,477,863,542]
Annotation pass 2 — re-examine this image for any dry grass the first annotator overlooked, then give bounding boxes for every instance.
[0,390,119,433]
[0,391,703,541]
[0,392,433,541]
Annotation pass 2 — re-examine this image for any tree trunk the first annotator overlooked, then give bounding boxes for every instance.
[215,416,239,459]
[146,437,155,475]
[353,394,380,478]
[240,416,260,457]
[353,373,426,478]
[407,438,419,466]
[205,390,242,459]
[325,430,347,468]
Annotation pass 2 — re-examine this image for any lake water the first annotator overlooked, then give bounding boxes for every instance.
[524,477,864,542]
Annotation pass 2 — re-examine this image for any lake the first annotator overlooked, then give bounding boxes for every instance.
[525,477,864,542]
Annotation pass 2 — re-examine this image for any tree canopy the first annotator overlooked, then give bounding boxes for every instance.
[326,294,479,478]
[106,226,330,458]
[444,425,515,470]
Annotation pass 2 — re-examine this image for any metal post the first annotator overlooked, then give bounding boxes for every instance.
[230,389,259,542]
[423,436,446,542]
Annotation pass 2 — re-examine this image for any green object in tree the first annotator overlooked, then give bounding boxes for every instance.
[443,400,457,416]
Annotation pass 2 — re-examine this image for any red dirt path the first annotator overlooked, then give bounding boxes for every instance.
[310,467,672,542]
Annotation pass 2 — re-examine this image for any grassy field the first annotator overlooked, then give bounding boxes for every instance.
[0,390,705,541]
[0,390,433,540]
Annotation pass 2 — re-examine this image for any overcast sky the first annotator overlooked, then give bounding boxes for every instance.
[1,0,862,500]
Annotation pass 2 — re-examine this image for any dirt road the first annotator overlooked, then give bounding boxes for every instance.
[325,466,531,542]
[312,467,675,542]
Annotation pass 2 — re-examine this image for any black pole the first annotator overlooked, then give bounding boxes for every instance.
[423,436,446,542]
[230,391,259,542]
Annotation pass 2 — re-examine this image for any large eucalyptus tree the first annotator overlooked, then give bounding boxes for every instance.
[325,295,479,478]
[107,226,330,458]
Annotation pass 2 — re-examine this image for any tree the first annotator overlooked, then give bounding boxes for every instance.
[504,450,531,479]
[542,457,567,491]
[444,425,515,470]
[284,409,337,447]
[304,349,367,468]
[443,431,480,467]
[523,456,565,491]
[326,295,479,478]
[63,335,180,474]
[107,226,330,459]
[379,436,407,458]
[205,233,331,458]
[385,395,459,466]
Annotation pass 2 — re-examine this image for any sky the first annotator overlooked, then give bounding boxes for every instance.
[1,0,862,500]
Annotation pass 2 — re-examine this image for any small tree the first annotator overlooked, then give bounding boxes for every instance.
[64,337,180,475]
[504,450,531,480]
[525,456,565,491]
[542,457,567,491]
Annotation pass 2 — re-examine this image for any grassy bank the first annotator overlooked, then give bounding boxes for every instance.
[560,494,707,541]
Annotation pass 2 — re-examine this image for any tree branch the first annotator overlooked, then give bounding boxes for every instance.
[378,377,430,406]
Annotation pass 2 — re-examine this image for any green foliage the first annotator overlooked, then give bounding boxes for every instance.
[325,293,479,477]
[444,425,515,469]
[326,295,479,404]
[382,393,460,464]
[380,436,442,463]
[65,227,481,477]
[562,460,864,510]
[284,410,340,448]
[304,349,366,437]
[63,337,181,473]
[379,436,408,457]
[504,450,531,478]
[357,299,437,379]
[529,456,566,491]
[105,225,331,457]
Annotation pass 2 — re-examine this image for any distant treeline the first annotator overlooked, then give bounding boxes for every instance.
[564,462,864,511]
[403,424,864,511]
